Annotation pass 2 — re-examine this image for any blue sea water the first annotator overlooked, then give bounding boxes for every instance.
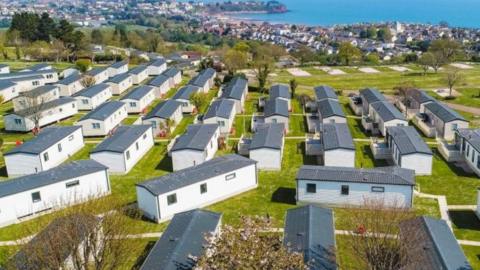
[196,0,480,28]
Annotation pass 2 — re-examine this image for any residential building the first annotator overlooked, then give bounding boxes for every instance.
[107,73,133,95]
[146,58,167,76]
[142,99,183,136]
[107,60,128,78]
[317,99,346,124]
[0,80,18,102]
[162,67,182,87]
[363,101,408,136]
[248,123,285,170]
[220,76,248,113]
[148,74,171,98]
[262,98,289,131]
[203,99,236,135]
[0,64,9,74]
[86,67,109,84]
[120,85,156,114]
[72,83,112,110]
[12,85,60,112]
[172,85,201,113]
[129,65,149,85]
[269,84,291,110]
[440,128,480,177]
[76,101,127,136]
[417,101,469,140]
[56,74,84,96]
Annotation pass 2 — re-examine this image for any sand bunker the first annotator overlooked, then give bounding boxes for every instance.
[287,68,311,77]
[358,67,380,73]
[389,66,411,72]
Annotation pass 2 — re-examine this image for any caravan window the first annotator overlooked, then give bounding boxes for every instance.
[306,183,316,193]
[341,185,349,195]
[167,194,177,205]
[31,192,41,202]
[225,173,236,181]
[200,183,207,194]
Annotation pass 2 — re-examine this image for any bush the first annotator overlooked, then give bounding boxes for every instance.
[75,59,92,73]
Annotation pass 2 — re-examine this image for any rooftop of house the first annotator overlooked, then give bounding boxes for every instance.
[0,79,16,90]
[249,123,285,150]
[321,123,355,151]
[424,100,466,123]
[148,58,167,67]
[129,65,148,75]
[78,101,125,121]
[72,83,110,98]
[314,85,338,101]
[172,85,201,100]
[387,126,432,155]
[91,125,151,154]
[220,77,248,100]
[270,84,291,100]
[107,72,132,84]
[317,99,345,119]
[171,124,219,152]
[162,67,180,78]
[204,98,235,120]
[109,60,128,69]
[457,128,480,153]
[408,89,435,104]
[121,85,155,101]
[359,88,386,104]
[264,98,289,118]
[18,85,58,98]
[12,97,76,117]
[87,67,107,77]
[57,73,82,85]
[370,101,406,122]
[148,74,170,87]
[143,99,182,120]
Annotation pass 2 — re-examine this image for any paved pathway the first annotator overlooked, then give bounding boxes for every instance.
[445,102,480,115]
[414,190,451,229]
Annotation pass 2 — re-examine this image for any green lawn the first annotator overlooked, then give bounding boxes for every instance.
[450,209,480,241]
[289,115,306,136]
[462,245,480,269]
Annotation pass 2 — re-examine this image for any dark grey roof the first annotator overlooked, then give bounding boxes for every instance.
[87,67,107,76]
[78,101,125,121]
[149,74,170,87]
[0,80,16,90]
[129,65,148,75]
[409,89,435,104]
[249,123,284,150]
[200,68,216,78]
[137,154,256,195]
[172,85,200,100]
[0,69,55,80]
[457,128,480,153]
[189,74,209,87]
[148,58,166,67]
[314,85,338,101]
[23,63,52,72]
[371,101,406,121]
[359,88,386,104]
[296,165,415,186]
[424,101,466,123]
[12,97,76,117]
[91,125,151,154]
[18,85,58,98]
[144,99,182,120]
[321,123,354,151]
[284,205,337,270]
[72,83,110,98]
[121,85,154,101]
[162,67,180,78]
[270,84,290,100]
[0,160,107,198]
[107,73,131,84]
[171,124,219,152]
[204,99,235,119]
[140,209,221,270]
[399,216,472,270]
[5,126,81,156]
[110,60,128,69]
[387,126,432,155]
[9,75,44,83]
[220,77,248,100]
[318,99,345,119]
[264,98,289,117]
[57,73,82,85]
[0,64,8,68]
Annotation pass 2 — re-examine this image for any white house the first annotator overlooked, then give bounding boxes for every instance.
[146,58,167,76]
[172,85,201,113]
[9,75,46,92]
[91,125,154,174]
[0,64,10,74]
[0,80,19,102]
[314,85,338,102]
[419,101,469,140]
[359,88,387,116]
[0,160,110,228]
[249,123,285,170]
[76,101,127,136]
[189,75,210,93]
[148,74,171,98]
[162,67,182,87]
[129,65,149,85]
[142,99,183,136]
[4,97,78,132]
[106,73,133,95]
[56,74,84,96]
[107,60,129,77]
[0,69,58,84]
[453,129,480,177]
[170,124,220,171]
[13,85,60,112]
[364,101,408,136]
[203,99,236,135]
[220,76,248,113]
[4,126,84,176]
[120,85,156,114]
[296,165,415,208]
[20,63,53,73]
[136,154,257,222]
[72,83,112,111]
[87,68,109,84]
[269,84,291,110]
[263,98,290,131]
[317,99,346,124]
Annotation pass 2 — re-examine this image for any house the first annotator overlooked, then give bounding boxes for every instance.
[359,88,387,115]
[86,67,109,84]
[139,209,221,270]
[56,74,84,96]
[61,68,80,78]
[418,101,469,140]
[76,101,127,136]
[296,165,415,207]
[317,99,346,124]
[0,80,18,102]
[363,101,408,136]
[4,126,84,176]
[248,123,285,170]
[128,65,149,85]
[106,73,133,95]
[107,60,128,77]
[399,216,472,270]
[396,89,435,118]
[9,75,46,92]
[263,98,289,131]
[269,84,291,110]
[203,99,236,135]
[189,74,211,93]
[220,76,248,113]
[20,63,53,72]
[314,85,338,101]
[284,205,337,270]
[120,85,156,114]
[91,125,154,174]
[4,97,78,132]
[170,124,220,171]
[0,160,110,228]
[172,85,201,113]
[162,67,182,87]
[72,83,112,110]
[136,154,257,222]
[199,68,216,88]
[0,64,9,74]
[443,128,480,177]
[146,58,167,76]
[13,85,60,112]
[148,74,171,98]
[142,99,183,136]
[0,69,58,84]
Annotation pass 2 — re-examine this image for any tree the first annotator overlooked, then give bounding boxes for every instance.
[51,39,67,62]
[443,68,464,97]
[146,31,163,53]
[429,39,461,65]
[24,40,51,61]
[199,57,214,70]
[338,42,361,66]
[15,92,54,133]
[292,45,316,65]
[377,27,392,42]
[81,76,96,88]
[196,216,305,269]
[223,49,247,74]
[37,13,56,42]
[55,19,75,43]
[76,59,92,73]
[367,26,377,39]
[91,29,104,45]
[9,12,40,42]
[417,52,441,74]
[189,92,208,113]
[289,79,298,98]
[364,53,380,65]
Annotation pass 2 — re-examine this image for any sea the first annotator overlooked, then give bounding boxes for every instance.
[191,0,480,28]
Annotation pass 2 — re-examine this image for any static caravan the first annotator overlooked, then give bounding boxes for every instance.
[368,101,408,136]
[148,74,171,98]
[359,88,387,116]
[314,85,338,101]
[270,84,291,110]
[422,101,469,141]
[91,125,154,174]
[0,64,10,74]
[249,123,284,170]
[203,99,236,135]
[296,165,415,208]
[56,74,84,96]
[317,99,346,124]
[4,126,84,177]
[172,85,201,113]
[107,73,133,95]
[146,58,167,76]
[107,60,128,77]
[0,69,58,84]
[129,65,149,85]
[0,80,18,102]
[136,154,257,222]
[120,85,156,114]
[263,98,289,131]
[20,63,53,72]
[72,83,112,110]
[0,160,110,228]
[220,77,248,113]
[86,67,109,84]
[76,101,127,136]
[9,75,46,92]
[321,123,355,168]
[162,67,182,87]
[13,85,60,112]
[400,89,435,117]
[189,74,210,93]
[170,124,220,171]
[4,97,78,132]
[142,99,183,136]
[454,129,480,177]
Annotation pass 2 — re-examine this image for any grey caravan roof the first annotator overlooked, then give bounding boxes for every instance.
[78,101,125,121]
[317,99,345,118]
[387,126,432,155]
[140,209,221,270]
[110,60,128,69]
[73,83,110,98]
[0,69,55,80]
[162,67,180,78]
[359,88,386,104]
[91,125,151,154]
[221,76,248,100]
[9,75,44,83]
[189,74,209,87]
[0,80,16,90]
[148,74,169,87]
[284,205,337,270]
[249,123,284,150]
[321,123,355,151]
[57,73,82,85]
[172,85,200,100]
[129,65,148,75]
[370,101,406,122]
[200,68,216,78]
[457,128,480,153]
[5,126,81,156]
[148,58,166,67]
[21,63,52,72]
[204,99,235,119]
[399,216,472,270]
[136,154,256,195]
[19,85,58,98]
[314,85,338,101]
[296,165,415,186]
[121,85,155,101]
[0,160,107,198]
[264,98,289,118]
[409,89,435,104]
[424,101,466,123]
[171,124,218,152]
[270,84,290,100]
[143,99,182,120]
[107,73,131,84]
[87,67,107,76]
[13,97,76,117]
